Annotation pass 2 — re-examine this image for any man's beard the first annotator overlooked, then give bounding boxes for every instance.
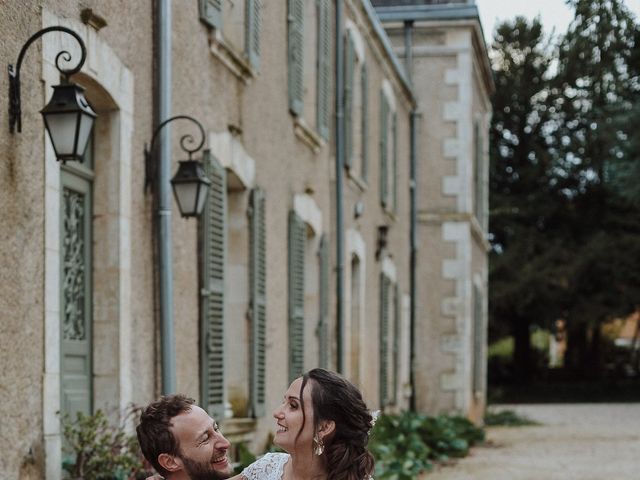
[179,454,233,480]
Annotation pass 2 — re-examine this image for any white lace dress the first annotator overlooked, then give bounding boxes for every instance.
[241,452,289,480]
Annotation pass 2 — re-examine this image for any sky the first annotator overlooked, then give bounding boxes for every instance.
[476,0,640,45]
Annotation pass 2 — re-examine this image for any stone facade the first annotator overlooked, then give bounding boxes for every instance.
[0,1,491,478]
[374,0,494,421]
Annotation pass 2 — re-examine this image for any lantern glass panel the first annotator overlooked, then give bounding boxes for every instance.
[195,183,209,215]
[172,182,199,217]
[44,111,79,157]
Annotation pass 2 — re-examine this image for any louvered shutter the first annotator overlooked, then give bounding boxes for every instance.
[288,0,305,116]
[344,32,356,169]
[317,234,330,369]
[316,0,331,140]
[379,273,390,407]
[361,64,369,181]
[249,188,266,417]
[392,283,400,405]
[473,285,484,393]
[392,113,398,213]
[245,0,262,71]
[474,121,484,226]
[199,0,223,29]
[380,91,389,207]
[288,211,306,382]
[200,151,227,419]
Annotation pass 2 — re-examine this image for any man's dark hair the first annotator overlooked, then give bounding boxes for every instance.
[136,394,195,476]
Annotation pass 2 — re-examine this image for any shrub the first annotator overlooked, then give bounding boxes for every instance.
[61,408,152,480]
[369,411,485,479]
[484,409,539,426]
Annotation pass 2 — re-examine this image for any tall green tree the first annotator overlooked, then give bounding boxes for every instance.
[489,16,560,381]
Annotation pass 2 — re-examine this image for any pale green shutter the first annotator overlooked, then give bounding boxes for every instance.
[473,285,484,393]
[199,0,223,29]
[249,188,266,417]
[474,121,483,225]
[316,0,331,140]
[344,32,355,169]
[288,211,306,382]
[361,64,369,181]
[379,273,390,406]
[245,0,262,71]
[288,0,305,115]
[317,234,330,369]
[392,113,398,213]
[380,91,389,207]
[61,169,93,418]
[200,151,227,419]
[392,283,400,405]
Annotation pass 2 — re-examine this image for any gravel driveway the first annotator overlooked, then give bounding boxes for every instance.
[425,403,640,480]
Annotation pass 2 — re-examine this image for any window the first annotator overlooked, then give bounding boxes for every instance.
[345,26,369,182]
[472,283,485,394]
[379,272,399,408]
[199,0,262,72]
[288,0,331,145]
[379,84,397,212]
[473,119,485,229]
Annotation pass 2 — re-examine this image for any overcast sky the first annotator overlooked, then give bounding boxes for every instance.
[476,0,640,45]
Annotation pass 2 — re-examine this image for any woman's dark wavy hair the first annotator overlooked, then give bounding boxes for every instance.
[298,368,375,480]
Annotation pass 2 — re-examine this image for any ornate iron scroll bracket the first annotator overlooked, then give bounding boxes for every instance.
[8,26,87,133]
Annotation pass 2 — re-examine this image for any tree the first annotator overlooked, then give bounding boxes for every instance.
[489,16,560,381]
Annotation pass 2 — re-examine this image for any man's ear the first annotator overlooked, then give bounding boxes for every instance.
[318,420,336,439]
[158,453,182,473]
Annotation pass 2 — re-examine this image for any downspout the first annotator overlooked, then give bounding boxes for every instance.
[405,20,418,412]
[335,0,345,373]
[156,0,176,394]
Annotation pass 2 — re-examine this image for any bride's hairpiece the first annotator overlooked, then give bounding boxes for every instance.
[368,410,381,435]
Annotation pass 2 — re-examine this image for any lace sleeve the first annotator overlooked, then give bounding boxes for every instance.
[240,452,289,480]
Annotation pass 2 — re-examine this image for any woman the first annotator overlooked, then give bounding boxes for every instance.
[241,368,375,480]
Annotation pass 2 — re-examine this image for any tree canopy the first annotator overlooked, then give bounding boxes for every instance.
[489,0,640,378]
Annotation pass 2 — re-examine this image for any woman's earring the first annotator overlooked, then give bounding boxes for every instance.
[313,434,325,456]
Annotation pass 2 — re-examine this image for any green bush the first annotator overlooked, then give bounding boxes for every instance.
[484,409,539,426]
[61,409,152,480]
[369,411,484,479]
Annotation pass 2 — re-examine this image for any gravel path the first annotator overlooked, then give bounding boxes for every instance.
[425,403,640,480]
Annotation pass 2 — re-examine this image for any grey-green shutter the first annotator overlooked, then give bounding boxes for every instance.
[60,169,93,418]
[379,273,390,406]
[317,234,330,369]
[288,211,306,382]
[344,32,356,169]
[288,0,305,116]
[392,113,398,213]
[392,283,400,405]
[199,0,223,29]
[474,121,483,226]
[361,64,369,181]
[249,188,266,417]
[473,284,484,393]
[379,91,389,207]
[316,0,331,140]
[200,151,227,419]
[245,0,262,71]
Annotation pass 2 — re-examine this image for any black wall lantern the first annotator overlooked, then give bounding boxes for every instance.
[9,26,96,163]
[144,115,211,218]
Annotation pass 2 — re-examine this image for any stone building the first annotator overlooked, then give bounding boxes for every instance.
[0,1,491,478]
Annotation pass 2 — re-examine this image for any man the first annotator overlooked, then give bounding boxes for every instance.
[137,394,235,480]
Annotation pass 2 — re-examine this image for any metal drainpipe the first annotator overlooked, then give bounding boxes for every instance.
[405,20,418,412]
[335,0,345,373]
[157,0,176,394]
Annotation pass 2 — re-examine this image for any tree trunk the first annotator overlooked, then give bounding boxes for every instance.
[512,317,532,383]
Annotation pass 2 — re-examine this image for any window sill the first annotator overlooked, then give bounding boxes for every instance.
[293,117,325,154]
[220,417,257,443]
[346,169,368,192]
[208,30,255,85]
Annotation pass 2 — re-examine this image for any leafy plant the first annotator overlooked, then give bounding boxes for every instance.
[61,408,152,480]
[369,411,485,479]
[484,409,539,427]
